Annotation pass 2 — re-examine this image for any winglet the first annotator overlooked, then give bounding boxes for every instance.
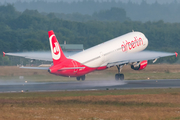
[3,52,5,57]
[175,52,178,57]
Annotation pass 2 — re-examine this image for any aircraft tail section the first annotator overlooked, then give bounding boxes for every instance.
[48,30,67,65]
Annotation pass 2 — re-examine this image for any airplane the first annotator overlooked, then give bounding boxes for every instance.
[3,30,178,81]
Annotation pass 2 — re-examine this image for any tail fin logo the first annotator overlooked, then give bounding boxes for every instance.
[53,42,60,55]
[50,35,61,60]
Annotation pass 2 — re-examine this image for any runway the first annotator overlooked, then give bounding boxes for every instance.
[0,79,180,92]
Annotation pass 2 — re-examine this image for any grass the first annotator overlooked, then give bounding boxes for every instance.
[1,64,180,119]
[1,89,180,120]
[1,64,180,82]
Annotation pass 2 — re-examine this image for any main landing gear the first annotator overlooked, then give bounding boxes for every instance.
[115,65,124,80]
[76,75,86,81]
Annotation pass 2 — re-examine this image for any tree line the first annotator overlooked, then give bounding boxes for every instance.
[0,4,179,65]
[13,0,180,23]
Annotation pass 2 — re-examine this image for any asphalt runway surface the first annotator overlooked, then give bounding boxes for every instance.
[0,79,180,92]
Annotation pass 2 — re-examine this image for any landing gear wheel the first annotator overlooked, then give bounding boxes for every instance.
[76,77,80,81]
[115,74,119,80]
[115,74,124,80]
[76,75,86,81]
[81,75,85,81]
[115,65,124,81]
[120,74,124,80]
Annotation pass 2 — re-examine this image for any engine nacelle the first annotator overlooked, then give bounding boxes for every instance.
[131,60,148,70]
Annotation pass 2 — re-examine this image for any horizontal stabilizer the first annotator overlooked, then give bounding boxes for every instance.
[20,67,49,70]
[3,51,80,61]
[58,67,85,71]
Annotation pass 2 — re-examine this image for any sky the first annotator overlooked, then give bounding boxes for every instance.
[0,0,180,4]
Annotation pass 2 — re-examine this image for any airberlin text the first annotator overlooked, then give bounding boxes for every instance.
[121,37,143,52]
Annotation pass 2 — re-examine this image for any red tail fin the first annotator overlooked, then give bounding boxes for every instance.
[48,30,67,65]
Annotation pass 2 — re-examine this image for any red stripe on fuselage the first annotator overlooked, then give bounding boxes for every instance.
[49,59,100,77]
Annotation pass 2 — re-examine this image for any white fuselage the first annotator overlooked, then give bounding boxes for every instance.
[70,31,148,68]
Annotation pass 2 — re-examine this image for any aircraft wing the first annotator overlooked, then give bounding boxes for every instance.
[3,51,80,61]
[107,51,178,67]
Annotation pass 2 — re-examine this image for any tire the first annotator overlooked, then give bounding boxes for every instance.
[115,74,120,80]
[76,77,80,81]
[120,74,124,80]
[81,75,85,81]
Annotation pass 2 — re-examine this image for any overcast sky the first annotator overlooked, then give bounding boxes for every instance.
[0,0,180,4]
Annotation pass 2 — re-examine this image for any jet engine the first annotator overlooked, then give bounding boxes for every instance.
[131,60,148,70]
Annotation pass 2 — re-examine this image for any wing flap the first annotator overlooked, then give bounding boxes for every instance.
[107,61,129,67]
[107,51,177,67]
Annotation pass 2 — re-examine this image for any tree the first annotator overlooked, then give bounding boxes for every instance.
[20,39,44,51]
